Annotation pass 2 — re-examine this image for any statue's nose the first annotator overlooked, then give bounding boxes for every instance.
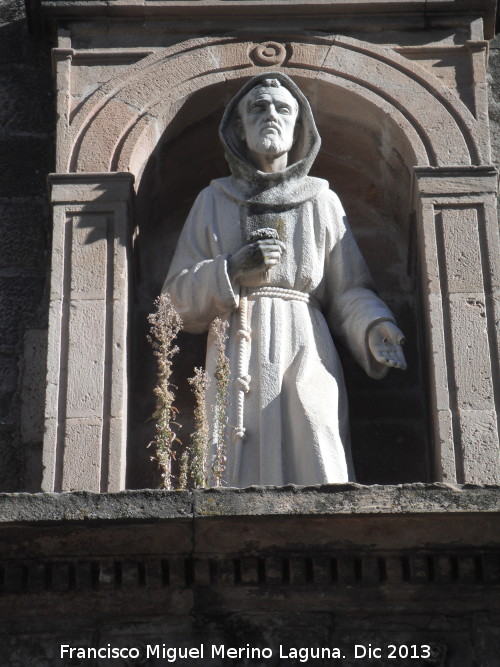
[265,104,278,120]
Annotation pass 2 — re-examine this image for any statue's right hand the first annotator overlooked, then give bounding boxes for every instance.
[228,239,286,281]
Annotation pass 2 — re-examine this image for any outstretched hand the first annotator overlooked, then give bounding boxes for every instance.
[368,321,407,370]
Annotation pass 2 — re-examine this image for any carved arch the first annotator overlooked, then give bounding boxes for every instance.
[67,36,486,182]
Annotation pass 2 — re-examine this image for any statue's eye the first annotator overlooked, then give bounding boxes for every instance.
[279,105,291,114]
[250,103,266,113]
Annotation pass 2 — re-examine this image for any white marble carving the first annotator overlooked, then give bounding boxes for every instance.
[164,73,406,487]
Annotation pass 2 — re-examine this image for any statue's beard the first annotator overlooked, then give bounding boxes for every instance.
[253,132,290,155]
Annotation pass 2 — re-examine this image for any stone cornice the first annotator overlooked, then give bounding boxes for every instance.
[48,171,135,203]
[27,0,498,40]
[0,485,499,617]
[1,483,500,524]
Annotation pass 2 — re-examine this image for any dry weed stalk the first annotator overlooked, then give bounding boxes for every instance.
[211,318,230,486]
[178,448,189,490]
[147,293,182,490]
[187,367,211,488]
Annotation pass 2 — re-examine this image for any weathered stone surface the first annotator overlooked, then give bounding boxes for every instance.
[0,0,54,493]
[460,410,500,483]
[448,293,493,411]
[20,328,47,444]
[0,65,54,133]
[0,276,45,348]
[0,488,193,522]
[43,174,134,492]
[0,0,24,24]
[0,428,22,492]
[0,485,498,667]
[0,135,53,198]
[488,34,500,169]
[0,199,49,272]
[0,354,18,422]
[61,420,103,491]
[1,484,499,524]
[65,301,107,418]
[23,442,43,492]
[413,169,499,483]
[30,0,499,39]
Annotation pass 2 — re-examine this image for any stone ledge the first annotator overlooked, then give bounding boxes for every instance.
[1,483,499,524]
[27,0,498,40]
[32,0,497,15]
[0,484,499,621]
[0,484,499,618]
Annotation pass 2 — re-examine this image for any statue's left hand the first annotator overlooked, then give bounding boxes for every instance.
[368,321,407,370]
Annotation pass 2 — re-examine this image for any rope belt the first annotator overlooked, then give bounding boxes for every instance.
[231,284,319,480]
[246,285,320,309]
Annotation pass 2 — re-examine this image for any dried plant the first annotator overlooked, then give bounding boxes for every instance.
[147,299,232,490]
[210,318,230,486]
[178,448,189,490]
[187,367,211,488]
[147,293,182,490]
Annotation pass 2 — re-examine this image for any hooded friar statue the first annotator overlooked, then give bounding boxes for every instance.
[163,72,406,487]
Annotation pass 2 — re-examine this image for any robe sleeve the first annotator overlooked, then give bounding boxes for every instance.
[322,191,395,379]
[162,187,240,333]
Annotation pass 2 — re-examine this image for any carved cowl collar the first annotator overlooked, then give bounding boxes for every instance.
[216,72,327,211]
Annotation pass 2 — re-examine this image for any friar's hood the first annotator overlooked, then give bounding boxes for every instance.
[215,72,327,209]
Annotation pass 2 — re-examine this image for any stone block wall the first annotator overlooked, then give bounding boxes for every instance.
[1,486,499,667]
[0,0,54,492]
[0,4,498,665]
[0,0,497,493]
[489,33,500,169]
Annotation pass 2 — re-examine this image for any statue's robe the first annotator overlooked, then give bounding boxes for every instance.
[163,72,395,487]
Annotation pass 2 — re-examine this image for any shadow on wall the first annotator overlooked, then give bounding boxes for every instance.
[0,4,55,492]
[128,77,431,489]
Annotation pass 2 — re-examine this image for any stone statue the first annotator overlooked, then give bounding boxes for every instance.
[163,72,406,487]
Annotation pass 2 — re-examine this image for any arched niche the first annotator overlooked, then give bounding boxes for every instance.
[127,73,430,489]
[45,35,498,492]
[66,35,485,177]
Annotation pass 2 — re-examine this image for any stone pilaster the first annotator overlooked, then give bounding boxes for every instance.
[414,166,500,483]
[42,173,134,492]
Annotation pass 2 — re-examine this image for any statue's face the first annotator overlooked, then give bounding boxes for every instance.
[239,85,299,157]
